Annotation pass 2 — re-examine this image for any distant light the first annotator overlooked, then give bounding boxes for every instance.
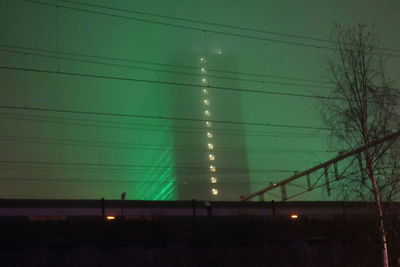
[200,57,206,63]
[212,188,218,195]
[273,183,277,187]
[211,177,217,183]
[209,154,215,161]
[201,67,206,73]
[217,50,222,55]
[291,214,299,220]
[203,89,208,95]
[205,121,212,127]
[207,132,213,138]
[204,110,211,116]
[204,99,210,105]
[208,143,214,150]
[202,78,208,85]
[210,165,216,172]
[106,216,115,220]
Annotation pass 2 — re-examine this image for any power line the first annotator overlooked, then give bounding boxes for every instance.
[0,165,293,177]
[0,47,334,90]
[21,0,400,57]
[5,46,398,94]
[21,0,334,51]
[0,105,331,131]
[61,0,331,43]
[0,65,340,100]
[0,176,279,186]
[0,135,337,154]
[60,0,400,54]
[0,44,330,84]
[0,160,296,173]
[0,112,326,138]
[3,65,397,107]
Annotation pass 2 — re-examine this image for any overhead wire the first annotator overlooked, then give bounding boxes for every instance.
[0,65,339,101]
[0,44,331,84]
[0,104,332,131]
[61,0,332,44]
[0,47,334,90]
[20,0,334,51]
[59,0,400,54]
[0,176,287,187]
[0,112,328,138]
[0,135,338,154]
[20,0,400,57]
[0,160,296,174]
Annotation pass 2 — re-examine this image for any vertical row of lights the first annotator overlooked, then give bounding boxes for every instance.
[200,57,218,196]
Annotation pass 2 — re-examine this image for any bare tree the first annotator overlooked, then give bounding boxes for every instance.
[320,23,400,267]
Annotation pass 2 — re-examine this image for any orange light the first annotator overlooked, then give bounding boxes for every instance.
[291,214,299,220]
[106,216,115,220]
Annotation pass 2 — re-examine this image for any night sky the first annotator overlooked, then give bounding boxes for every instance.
[0,0,399,200]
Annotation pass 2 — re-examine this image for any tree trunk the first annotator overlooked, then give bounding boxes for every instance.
[364,141,389,267]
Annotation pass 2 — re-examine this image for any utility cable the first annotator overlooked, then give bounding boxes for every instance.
[0,160,296,173]
[0,112,327,138]
[0,135,337,154]
[20,0,400,57]
[0,43,331,84]
[0,47,334,89]
[21,0,334,51]
[0,105,331,131]
[59,0,400,54]
[0,65,341,100]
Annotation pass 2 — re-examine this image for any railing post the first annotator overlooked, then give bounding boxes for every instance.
[307,174,312,191]
[281,184,287,201]
[324,167,331,197]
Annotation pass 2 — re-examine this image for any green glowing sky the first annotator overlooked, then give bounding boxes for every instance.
[0,0,399,200]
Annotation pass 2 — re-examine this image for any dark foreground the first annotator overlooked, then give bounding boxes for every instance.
[0,200,399,266]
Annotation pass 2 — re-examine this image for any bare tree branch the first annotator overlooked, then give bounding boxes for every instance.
[320,23,400,267]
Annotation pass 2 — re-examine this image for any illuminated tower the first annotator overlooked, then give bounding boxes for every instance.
[170,51,251,201]
[200,57,218,197]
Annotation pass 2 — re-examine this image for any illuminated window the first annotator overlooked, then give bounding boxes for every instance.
[291,214,299,220]
[210,165,216,172]
[204,99,210,105]
[206,121,212,127]
[209,154,215,161]
[204,110,211,116]
[208,143,214,150]
[106,216,115,220]
[211,177,217,183]
[201,67,206,73]
[207,132,213,138]
[200,57,206,63]
[203,89,208,95]
[212,188,218,195]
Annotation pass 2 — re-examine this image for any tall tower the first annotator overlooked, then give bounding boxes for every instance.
[199,56,219,198]
[170,50,251,201]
